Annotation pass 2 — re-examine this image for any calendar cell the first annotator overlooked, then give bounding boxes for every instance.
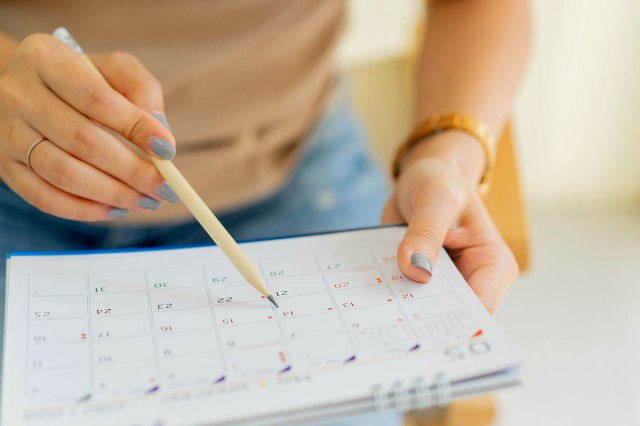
[275,292,335,318]
[91,313,151,340]
[379,263,409,283]
[28,342,88,369]
[27,367,91,403]
[225,345,289,378]
[90,292,148,316]
[332,286,395,310]
[388,277,451,300]
[402,293,465,320]
[351,324,417,358]
[267,273,325,297]
[89,270,146,293]
[214,301,273,326]
[370,245,397,264]
[316,249,374,272]
[29,295,87,319]
[148,266,205,290]
[93,361,158,397]
[155,329,218,358]
[150,286,209,311]
[340,304,405,329]
[205,263,245,285]
[209,282,264,305]
[153,307,213,333]
[380,262,441,282]
[217,321,281,349]
[288,334,353,369]
[159,352,225,388]
[279,312,343,339]
[260,255,317,278]
[93,337,154,364]
[28,317,88,343]
[411,311,478,345]
[324,266,384,290]
[29,273,86,296]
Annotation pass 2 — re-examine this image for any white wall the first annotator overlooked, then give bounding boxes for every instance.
[339,0,640,209]
[515,0,640,209]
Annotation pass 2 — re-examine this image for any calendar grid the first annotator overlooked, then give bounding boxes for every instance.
[17,229,493,407]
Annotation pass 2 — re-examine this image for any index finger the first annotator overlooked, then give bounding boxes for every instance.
[32,35,175,160]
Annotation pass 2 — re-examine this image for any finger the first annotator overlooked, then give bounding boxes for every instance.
[2,158,124,222]
[396,189,464,284]
[23,34,175,159]
[29,138,161,211]
[446,200,518,313]
[91,51,165,115]
[16,85,178,203]
[381,198,405,224]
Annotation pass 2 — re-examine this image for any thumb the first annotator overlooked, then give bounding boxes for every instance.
[396,194,463,283]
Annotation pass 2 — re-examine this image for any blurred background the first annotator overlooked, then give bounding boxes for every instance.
[338,0,640,425]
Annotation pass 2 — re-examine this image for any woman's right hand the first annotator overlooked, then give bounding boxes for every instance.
[0,33,180,221]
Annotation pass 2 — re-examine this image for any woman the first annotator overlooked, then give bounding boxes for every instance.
[0,0,530,423]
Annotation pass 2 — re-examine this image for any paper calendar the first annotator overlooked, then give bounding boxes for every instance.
[2,226,520,425]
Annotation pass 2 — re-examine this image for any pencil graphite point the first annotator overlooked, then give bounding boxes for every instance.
[267,295,279,308]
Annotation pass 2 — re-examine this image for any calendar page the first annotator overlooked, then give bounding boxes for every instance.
[2,226,519,426]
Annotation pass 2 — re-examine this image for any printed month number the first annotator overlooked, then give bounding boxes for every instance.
[444,341,491,362]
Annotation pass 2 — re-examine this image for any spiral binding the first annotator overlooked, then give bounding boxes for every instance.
[372,372,451,412]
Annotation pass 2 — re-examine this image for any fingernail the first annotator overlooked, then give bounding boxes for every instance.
[410,252,433,274]
[108,208,128,219]
[138,196,161,210]
[152,111,172,133]
[151,138,176,160]
[154,182,180,204]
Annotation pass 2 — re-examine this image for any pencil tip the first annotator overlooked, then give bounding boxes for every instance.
[267,295,279,308]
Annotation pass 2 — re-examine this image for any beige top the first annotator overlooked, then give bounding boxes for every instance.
[0,0,345,223]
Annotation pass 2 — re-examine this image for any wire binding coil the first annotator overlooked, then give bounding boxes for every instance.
[371,373,451,412]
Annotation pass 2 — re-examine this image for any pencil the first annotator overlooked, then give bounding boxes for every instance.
[52,27,278,309]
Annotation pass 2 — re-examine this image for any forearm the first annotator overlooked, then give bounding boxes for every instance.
[406,0,531,184]
[0,31,19,71]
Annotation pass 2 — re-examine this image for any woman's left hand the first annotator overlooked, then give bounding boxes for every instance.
[382,133,518,313]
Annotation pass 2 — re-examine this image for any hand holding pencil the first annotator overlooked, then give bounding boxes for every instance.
[0,28,277,306]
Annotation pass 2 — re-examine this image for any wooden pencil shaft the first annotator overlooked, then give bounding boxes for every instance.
[151,158,270,295]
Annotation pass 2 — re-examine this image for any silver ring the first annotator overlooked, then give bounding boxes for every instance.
[25,137,48,171]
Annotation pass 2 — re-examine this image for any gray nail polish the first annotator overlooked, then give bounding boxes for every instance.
[152,111,172,133]
[410,252,433,274]
[151,138,176,160]
[108,208,128,219]
[155,182,180,204]
[138,196,161,210]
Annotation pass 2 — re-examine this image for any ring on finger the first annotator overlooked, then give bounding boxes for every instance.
[25,137,49,171]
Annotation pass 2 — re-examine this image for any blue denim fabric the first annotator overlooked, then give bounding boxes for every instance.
[0,94,400,425]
